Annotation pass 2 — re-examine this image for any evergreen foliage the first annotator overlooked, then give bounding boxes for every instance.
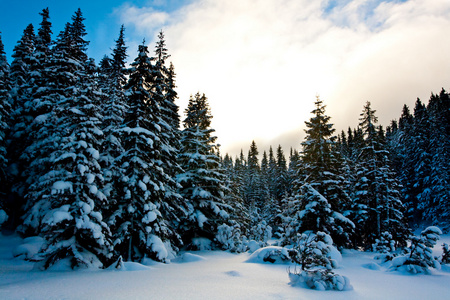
[0,6,449,273]
[350,102,409,249]
[289,96,354,248]
[177,92,230,247]
[0,34,11,226]
[390,226,442,274]
[111,42,183,262]
[288,231,350,291]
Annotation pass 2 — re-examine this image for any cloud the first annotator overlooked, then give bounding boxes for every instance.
[114,4,170,36]
[116,0,450,157]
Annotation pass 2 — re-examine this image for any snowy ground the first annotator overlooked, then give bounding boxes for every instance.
[1,234,450,300]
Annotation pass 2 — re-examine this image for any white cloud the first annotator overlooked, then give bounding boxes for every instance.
[117,0,450,157]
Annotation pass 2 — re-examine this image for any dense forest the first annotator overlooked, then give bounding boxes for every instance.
[0,8,449,272]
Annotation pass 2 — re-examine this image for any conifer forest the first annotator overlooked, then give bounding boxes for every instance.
[0,8,449,288]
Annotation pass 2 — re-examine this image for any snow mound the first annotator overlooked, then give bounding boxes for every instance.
[247,240,261,253]
[12,236,44,259]
[121,262,153,271]
[0,209,8,226]
[172,252,206,263]
[246,246,291,264]
[107,257,153,271]
[328,243,343,265]
[362,262,381,271]
[441,264,450,273]
[189,237,212,251]
[289,269,352,291]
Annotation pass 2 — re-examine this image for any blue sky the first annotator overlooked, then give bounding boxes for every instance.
[1,0,450,157]
[0,0,189,62]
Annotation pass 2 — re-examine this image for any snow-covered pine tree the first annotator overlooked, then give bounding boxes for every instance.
[20,9,114,269]
[111,42,183,262]
[98,25,128,218]
[177,92,231,248]
[274,145,288,200]
[152,31,180,169]
[243,140,270,226]
[6,24,36,227]
[155,31,180,134]
[15,9,55,234]
[150,32,186,228]
[410,99,432,223]
[0,33,11,228]
[233,149,247,201]
[287,148,301,193]
[221,153,249,237]
[260,150,279,228]
[288,231,350,291]
[423,90,450,227]
[442,243,450,265]
[274,148,301,238]
[267,146,277,198]
[290,96,354,248]
[391,226,442,274]
[352,101,409,249]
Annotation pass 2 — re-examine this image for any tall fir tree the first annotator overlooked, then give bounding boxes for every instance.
[424,90,450,226]
[98,25,128,217]
[111,42,183,262]
[289,96,354,248]
[177,92,230,247]
[152,31,182,182]
[6,23,36,227]
[0,33,11,226]
[352,101,408,248]
[18,9,54,228]
[23,9,114,269]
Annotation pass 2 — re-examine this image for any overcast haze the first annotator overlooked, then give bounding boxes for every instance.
[2,0,450,158]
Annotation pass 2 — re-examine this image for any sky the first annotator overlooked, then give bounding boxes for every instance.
[1,0,450,158]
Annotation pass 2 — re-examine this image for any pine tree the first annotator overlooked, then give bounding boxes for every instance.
[274,145,288,200]
[424,90,450,226]
[244,140,264,223]
[98,25,128,217]
[288,231,350,291]
[267,146,277,198]
[391,226,442,274]
[17,9,54,231]
[0,33,11,226]
[6,23,36,228]
[23,9,114,269]
[111,42,183,262]
[152,31,182,181]
[352,101,409,248]
[292,96,354,248]
[177,92,230,247]
[222,153,249,236]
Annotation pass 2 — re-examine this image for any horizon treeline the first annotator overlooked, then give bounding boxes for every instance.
[0,8,448,270]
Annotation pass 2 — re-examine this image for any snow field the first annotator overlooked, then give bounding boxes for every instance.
[0,234,450,300]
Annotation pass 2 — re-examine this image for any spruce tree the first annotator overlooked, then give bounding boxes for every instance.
[0,33,11,226]
[152,31,183,183]
[177,92,230,247]
[291,96,354,248]
[98,25,128,217]
[23,9,114,269]
[111,42,183,262]
[244,140,264,222]
[274,145,288,201]
[424,90,450,226]
[352,101,409,248]
[18,9,54,230]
